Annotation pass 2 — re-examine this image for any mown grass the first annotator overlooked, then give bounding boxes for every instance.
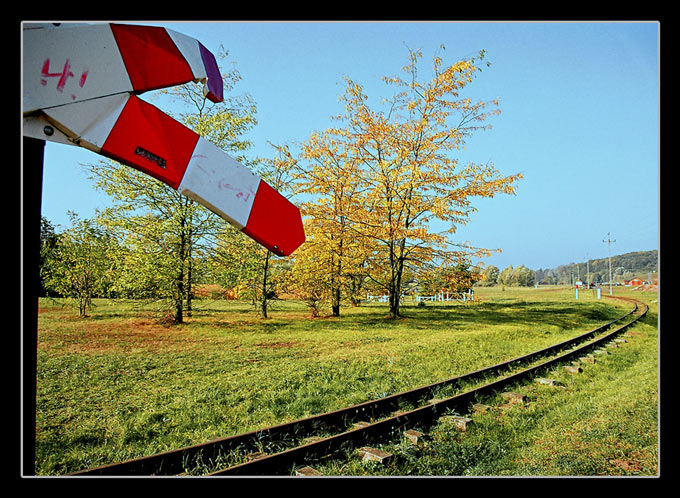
[33,286,658,476]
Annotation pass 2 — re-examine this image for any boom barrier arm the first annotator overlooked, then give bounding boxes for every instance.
[23,22,305,256]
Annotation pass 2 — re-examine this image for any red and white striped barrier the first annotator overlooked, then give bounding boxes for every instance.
[23,23,305,256]
[23,22,223,112]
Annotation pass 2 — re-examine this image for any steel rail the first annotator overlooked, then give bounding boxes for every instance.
[71,297,645,476]
[210,300,648,476]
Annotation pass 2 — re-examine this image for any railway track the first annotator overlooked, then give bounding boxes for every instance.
[72,295,648,477]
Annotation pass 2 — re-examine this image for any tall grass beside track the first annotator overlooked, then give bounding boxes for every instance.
[33,286,659,476]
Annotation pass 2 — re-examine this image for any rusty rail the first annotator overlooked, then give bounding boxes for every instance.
[211,299,648,475]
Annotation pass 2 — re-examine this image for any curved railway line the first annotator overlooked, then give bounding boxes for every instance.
[72,295,649,477]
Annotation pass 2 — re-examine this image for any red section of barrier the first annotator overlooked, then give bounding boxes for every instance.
[242,180,305,256]
[110,23,195,94]
[101,95,199,189]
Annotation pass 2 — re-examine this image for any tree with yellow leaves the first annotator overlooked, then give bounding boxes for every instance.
[279,226,333,317]
[276,47,521,319]
[333,47,522,318]
[272,137,370,317]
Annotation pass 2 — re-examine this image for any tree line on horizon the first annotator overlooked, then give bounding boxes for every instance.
[534,250,658,286]
[476,249,658,288]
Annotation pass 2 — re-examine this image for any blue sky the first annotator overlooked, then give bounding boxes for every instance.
[36,21,659,271]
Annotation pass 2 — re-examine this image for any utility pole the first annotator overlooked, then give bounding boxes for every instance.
[23,136,45,476]
[603,232,616,295]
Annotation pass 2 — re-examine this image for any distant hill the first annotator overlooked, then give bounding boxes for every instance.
[534,250,658,285]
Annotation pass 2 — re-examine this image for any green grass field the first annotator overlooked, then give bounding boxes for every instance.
[33,286,659,476]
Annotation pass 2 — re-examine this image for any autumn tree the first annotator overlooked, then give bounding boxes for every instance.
[416,266,444,296]
[273,133,370,317]
[441,262,481,296]
[280,228,333,317]
[331,47,522,318]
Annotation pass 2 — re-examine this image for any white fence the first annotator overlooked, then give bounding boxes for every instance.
[365,289,474,303]
[365,293,393,303]
[415,289,474,303]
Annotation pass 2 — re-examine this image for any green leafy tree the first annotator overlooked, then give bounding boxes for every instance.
[211,223,282,318]
[206,150,296,319]
[89,162,223,323]
[497,264,534,287]
[86,53,257,324]
[513,265,535,287]
[42,213,115,316]
[39,216,61,296]
[498,265,515,286]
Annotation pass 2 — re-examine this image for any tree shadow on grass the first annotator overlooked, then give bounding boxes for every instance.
[58,297,631,337]
[341,300,628,333]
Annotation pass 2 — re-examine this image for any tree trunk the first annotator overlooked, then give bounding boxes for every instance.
[175,273,184,323]
[388,290,399,319]
[332,286,341,316]
[174,224,186,324]
[331,238,343,316]
[388,240,406,319]
[261,249,271,318]
[391,276,402,318]
[186,234,193,317]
